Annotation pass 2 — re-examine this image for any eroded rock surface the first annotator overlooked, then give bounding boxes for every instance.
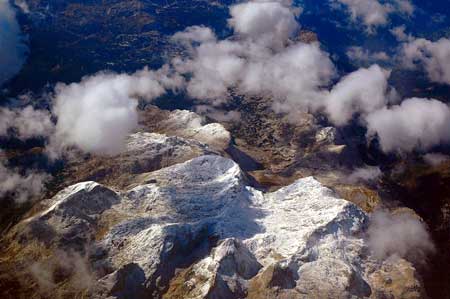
[57,108,231,190]
[4,155,424,298]
[139,107,231,151]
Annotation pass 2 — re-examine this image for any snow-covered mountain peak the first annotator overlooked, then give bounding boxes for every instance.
[13,155,423,298]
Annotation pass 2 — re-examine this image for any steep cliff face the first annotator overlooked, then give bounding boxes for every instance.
[2,154,424,299]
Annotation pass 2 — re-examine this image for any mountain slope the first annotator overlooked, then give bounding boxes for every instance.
[1,154,423,298]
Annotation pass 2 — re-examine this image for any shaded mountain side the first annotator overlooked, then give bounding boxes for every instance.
[381,161,450,299]
[0,102,440,298]
[0,155,425,299]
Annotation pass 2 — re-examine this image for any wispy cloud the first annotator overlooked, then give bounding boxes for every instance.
[331,0,414,32]
[368,209,435,262]
[0,154,49,204]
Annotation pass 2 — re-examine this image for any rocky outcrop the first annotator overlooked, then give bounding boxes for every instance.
[4,155,425,298]
[139,107,231,151]
[164,238,263,299]
[58,108,231,190]
[214,94,364,191]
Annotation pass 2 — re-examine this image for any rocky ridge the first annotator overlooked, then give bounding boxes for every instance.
[0,108,426,299]
[3,154,424,299]
[54,108,231,191]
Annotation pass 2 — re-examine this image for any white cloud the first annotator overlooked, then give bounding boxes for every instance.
[0,106,54,139]
[172,17,336,120]
[195,105,241,123]
[171,4,450,156]
[332,0,392,32]
[172,36,246,103]
[228,1,299,49]
[0,157,49,204]
[365,98,450,152]
[393,0,414,16]
[244,42,336,118]
[52,74,139,156]
[346,46,389,64]
[347,47,389,63]
[0,109,53,206]
[171,25,217,50]
[401,37,450,85]
[2,0,439,162]
[332,0,414,32]
[52,66,184,156]
[173,2,408,127]
[172,0,343,123]
[325,65,391,126]
[30,250,94,294]
[368,210,435,261]
[346,165,382,184]
[390,25,412,42]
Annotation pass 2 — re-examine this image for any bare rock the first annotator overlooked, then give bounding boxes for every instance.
[6,156,426,298]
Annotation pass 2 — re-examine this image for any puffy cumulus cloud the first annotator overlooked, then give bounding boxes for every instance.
[401,37,450,85]
[368,210,435,261]
[172,33,246,103]
[228,0,299,49]
[346,165,382,184]
[51,66,184,156]
[172,15,338,121]
[0,0,430,162]
[0,0,28,85]
[171,25,217,49]
[244,42,335,118]
[173,2,407,126]
[0,66,183,159]
[0,0,428,161]
[346,46,389,65]
[0,158,49,204]
[365,98,450,152]
[0,106,54,139]
[325,65,391,126]
[332,0,414,32]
